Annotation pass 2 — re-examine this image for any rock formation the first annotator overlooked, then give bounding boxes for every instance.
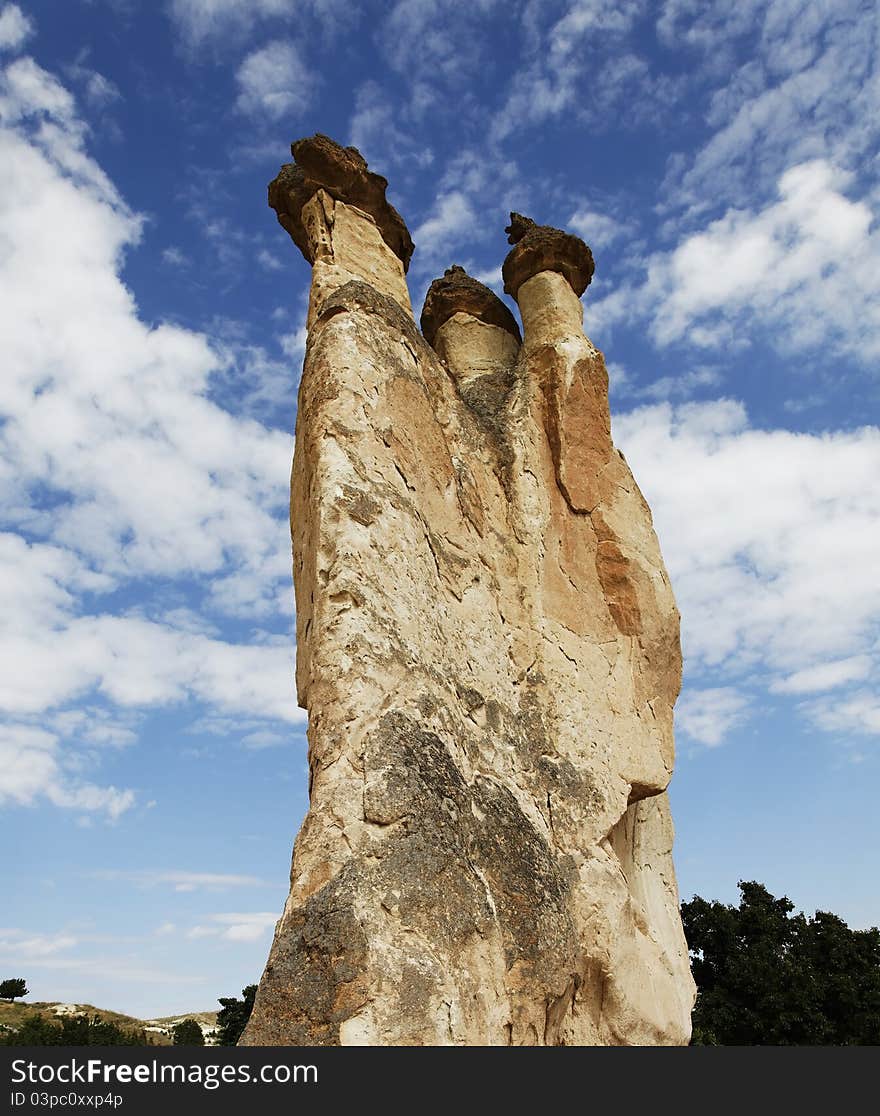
[241,135,696,1046]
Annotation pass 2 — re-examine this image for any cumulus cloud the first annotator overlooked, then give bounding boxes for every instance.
[0,56,303,815]
[653,161,878,358]
[772,655,874,696]
[0,723,134,819]
[676,687,751,747]
[614,399,880,741]
[235,39,312,119]
[593,160,880,367]
[411,191,477,267]
[0,4,32,53]
[806,692,880,738]
[0,533,300,726]
[569,207,630,250]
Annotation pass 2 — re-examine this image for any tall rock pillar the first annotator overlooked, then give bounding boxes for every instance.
[241,136,695,1046]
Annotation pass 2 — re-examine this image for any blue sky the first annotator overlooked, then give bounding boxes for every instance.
[0,0,878,1019]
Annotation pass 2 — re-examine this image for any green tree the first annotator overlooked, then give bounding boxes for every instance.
[0,979,28,1002]
[683,881,880,1045]
[171,1018,205,1045]
[0,1012,147,1046]
[215,984,257,1046]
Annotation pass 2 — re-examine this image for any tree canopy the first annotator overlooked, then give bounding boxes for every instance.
[215,984,257,1046]
[171,1017,205,1045]
[683,881,880,1045]
[0,979,28,1002]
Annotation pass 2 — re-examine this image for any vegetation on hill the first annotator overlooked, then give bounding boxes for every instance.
[0,1012,148,1046]
[171,1017,205,1045]
[0,1002,216,1046]
[683,881,880,1045]
[0,979,28,1002]
[215,985,257,1046]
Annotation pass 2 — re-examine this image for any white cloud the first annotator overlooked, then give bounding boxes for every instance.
[0,954,206,983]
[0,532,300,721]
[187,912,277,942]
[378,0,503,88]
[218,912,276,941]
[279,326,306,361]
[240,729,287,749]
[569,207,629,250]
[49,708,140,749]
[1,64,292,585]
[0,930,78,956]
[65,61,122,110]
[489,54,581,143]
[186,924,218,939]
[656,0,766,53]
[614,400,880,738]
[168,0,294,44]
[807,692,880,737]
[92,870,267,890]
[1,55,78,130]
[167,0,354,45]
[550,0,640,56]
[657,0,880,219]
[412,191,477,267]
[0,4,33,53]
[624,366,722,403]
[0,723,134,819]
[773,655,874,695]
[677,687,751,747]
[235,40,312,120]
[0,57,305,815]
[490,5,681,143]
[653,161,877,358]
[162,246,189,267]
[595,160,880,366]
[348,79,433,170]
[257,248,282,271]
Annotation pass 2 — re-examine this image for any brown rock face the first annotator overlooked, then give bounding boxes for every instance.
[242,140,695,1046]
[268,133,414,270]
[502,211,595,298]
[421,265,521,345]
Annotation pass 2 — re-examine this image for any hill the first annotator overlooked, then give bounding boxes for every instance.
[0,1001,218,1045]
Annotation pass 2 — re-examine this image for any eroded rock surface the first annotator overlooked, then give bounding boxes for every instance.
[242,136,695,1046]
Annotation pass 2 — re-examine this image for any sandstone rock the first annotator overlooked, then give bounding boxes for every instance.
[503,211,595,298]
[269,133,414,270]
[241,143,695,1046]
[421,265,521,345]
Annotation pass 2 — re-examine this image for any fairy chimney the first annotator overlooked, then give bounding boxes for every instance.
[240,135,696,1046]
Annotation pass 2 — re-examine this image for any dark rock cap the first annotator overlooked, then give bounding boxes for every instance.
[420,265,522,347]
[268,134,414,271]
[501,212,594,298]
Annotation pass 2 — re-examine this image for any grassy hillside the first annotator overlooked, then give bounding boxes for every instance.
[0,1001,218,1045]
